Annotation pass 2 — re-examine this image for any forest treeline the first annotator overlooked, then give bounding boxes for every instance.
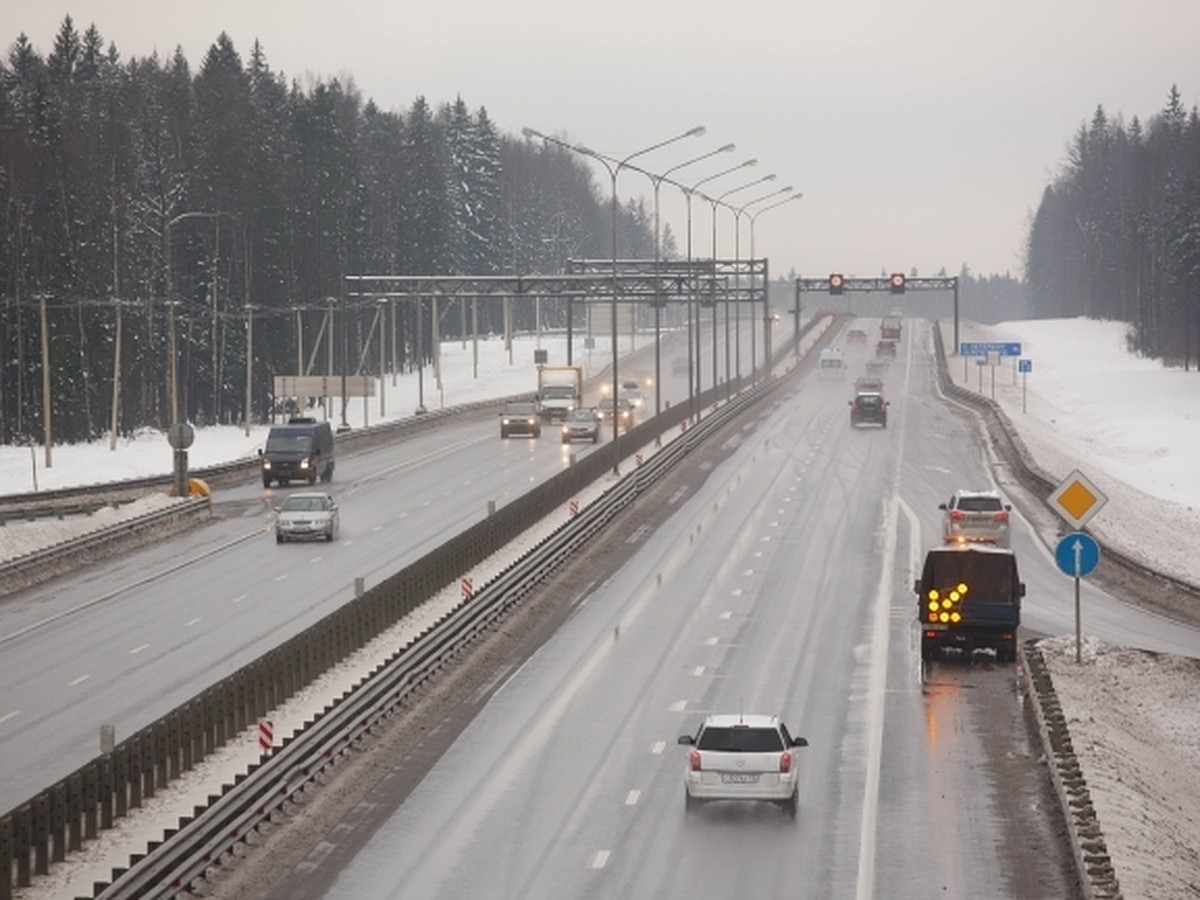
[1026,86,1200,361]
[3,18,1198,445]
[0,18,661,443]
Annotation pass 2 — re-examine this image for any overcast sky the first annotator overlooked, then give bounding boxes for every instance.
[4,1,1198,279]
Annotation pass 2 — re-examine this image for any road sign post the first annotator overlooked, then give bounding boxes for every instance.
[1055,531,1101,664]
[1050,471,1107,664]
[1018,359,1032,412]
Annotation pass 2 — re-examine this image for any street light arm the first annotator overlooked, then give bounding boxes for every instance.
[749,192,804,225]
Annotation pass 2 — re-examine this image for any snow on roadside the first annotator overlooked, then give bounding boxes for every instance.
[1039,636,1200,900]
[0,494,186,563]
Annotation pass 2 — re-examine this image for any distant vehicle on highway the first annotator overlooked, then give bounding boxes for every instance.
[259,418,334,488]
[596,396,634,431]
[678,714,809,818]
[619,378,648,410]
[849,391,888,427]
[561,408,601,444]
[500,401,541,438]
[846,328,868,343]
[940,489,1012,547]
[275,491,339,543]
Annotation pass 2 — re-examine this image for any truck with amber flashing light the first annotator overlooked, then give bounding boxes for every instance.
[914,544,1024,663]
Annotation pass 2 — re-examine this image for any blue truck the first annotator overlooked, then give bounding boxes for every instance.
[914,544,1024,663]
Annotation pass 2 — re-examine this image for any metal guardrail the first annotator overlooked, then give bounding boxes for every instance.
[0,499,213,601]
[0,330,816,900]
[93,373,769,899]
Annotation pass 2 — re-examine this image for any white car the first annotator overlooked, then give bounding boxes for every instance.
[275,491,339,543]
[677,713,809,818]
[940,489,1012,547]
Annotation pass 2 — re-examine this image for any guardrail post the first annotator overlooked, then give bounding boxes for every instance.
[13,807,30,887]
[114,745,130,817]
[0,816,13,900]
[67,773,83,852]
[98,755,114,830]
[49,784,66,863]
[83,764,99,841]
[31,795,48,876]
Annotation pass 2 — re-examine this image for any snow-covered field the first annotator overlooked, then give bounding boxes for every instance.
[4,319,1199,898]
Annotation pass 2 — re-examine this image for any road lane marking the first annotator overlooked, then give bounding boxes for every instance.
[691,667,705,677]
[185,618,201,628]
[68,675,90,686]
[273,573,287,582]
[232,594,247,604]
[719,611,733,620]
[705,636,719,645]
[625,790,641,806]
[0,711,19,724]
[130,644,150,655]
[591,850,610,869]
[669,700,687,712]
[651,742,665,755]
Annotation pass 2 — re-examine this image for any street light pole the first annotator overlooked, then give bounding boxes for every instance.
[707,175,776,400]
[731,186,793,384]
[748,193,803,376]
[643,144,734,437]
[681,159,757,418]
[523,125,705,474]
[164,210,222,427]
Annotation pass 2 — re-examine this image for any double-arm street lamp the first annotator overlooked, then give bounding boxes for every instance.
[681,159,757,416]
[641,143,734,435]
[749,193,804,364]
[731,186,793,382]
[705,175,776,399]
[523,125,706,473]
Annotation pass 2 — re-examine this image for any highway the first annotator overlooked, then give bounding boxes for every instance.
[0,322,754,814]
[231,320,1200,900]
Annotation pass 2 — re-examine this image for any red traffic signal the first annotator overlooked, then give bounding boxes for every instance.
[828,273,845,295]
[889,273,906,294]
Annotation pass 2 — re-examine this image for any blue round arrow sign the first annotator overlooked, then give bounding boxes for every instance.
[1055,532,1101,577]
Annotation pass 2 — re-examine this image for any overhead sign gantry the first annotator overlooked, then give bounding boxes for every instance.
[794,274,961,350]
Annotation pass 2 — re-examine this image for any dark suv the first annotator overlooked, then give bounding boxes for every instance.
[500,401,541,438]
[849,392,888,427]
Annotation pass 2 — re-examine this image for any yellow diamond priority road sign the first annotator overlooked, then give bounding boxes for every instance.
[1047,468,1108,530]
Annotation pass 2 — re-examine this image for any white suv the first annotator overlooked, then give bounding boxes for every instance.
[677,714,809,818]
[940,489,1012,547]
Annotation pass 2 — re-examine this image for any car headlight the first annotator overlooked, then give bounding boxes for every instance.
[262,460,272,469]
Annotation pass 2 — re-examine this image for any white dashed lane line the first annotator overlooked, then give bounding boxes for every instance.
[232,594,247,604]
[669,700,687,712]
[67,675,89,686]
[651,741,665,755]
[625,790,641,806]
[130,644,150,655]
[273,573,287,582]
[0,711,20,724]
[591,850,611,870]
[185,618,202,628]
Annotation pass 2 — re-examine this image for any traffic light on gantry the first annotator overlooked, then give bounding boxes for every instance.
[889,273,906,294]
[828,273,845,295]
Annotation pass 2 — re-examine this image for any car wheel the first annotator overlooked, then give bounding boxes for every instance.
[685,790,699,814]
[263,477,272,488]
[784,790,798,820]
[275,533,284,544]
[325,529,334,543]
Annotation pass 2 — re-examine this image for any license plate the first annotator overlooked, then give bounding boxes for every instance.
[926,623,949,631]
[720,773,759,784]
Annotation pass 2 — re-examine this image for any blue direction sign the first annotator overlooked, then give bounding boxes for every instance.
[1018,358,1032,373]
[1055,532,1101,577]
[960,341,1022,357]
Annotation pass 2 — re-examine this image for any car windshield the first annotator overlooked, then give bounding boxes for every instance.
[281,496,328,512]
[542,386,574,398]
[857,395,882,406]
[505,404,536,415]
[265,434,312,452]
[567,411,594,422]
[956,495,1002,512]
[696,726,784,752]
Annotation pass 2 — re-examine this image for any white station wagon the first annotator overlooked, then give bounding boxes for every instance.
[678,713,809,818]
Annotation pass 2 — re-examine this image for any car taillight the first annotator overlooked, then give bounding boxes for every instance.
[779,752,791,774]
[690,750,702,772]
[994,510,1009,522]
[949,510,966,521]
